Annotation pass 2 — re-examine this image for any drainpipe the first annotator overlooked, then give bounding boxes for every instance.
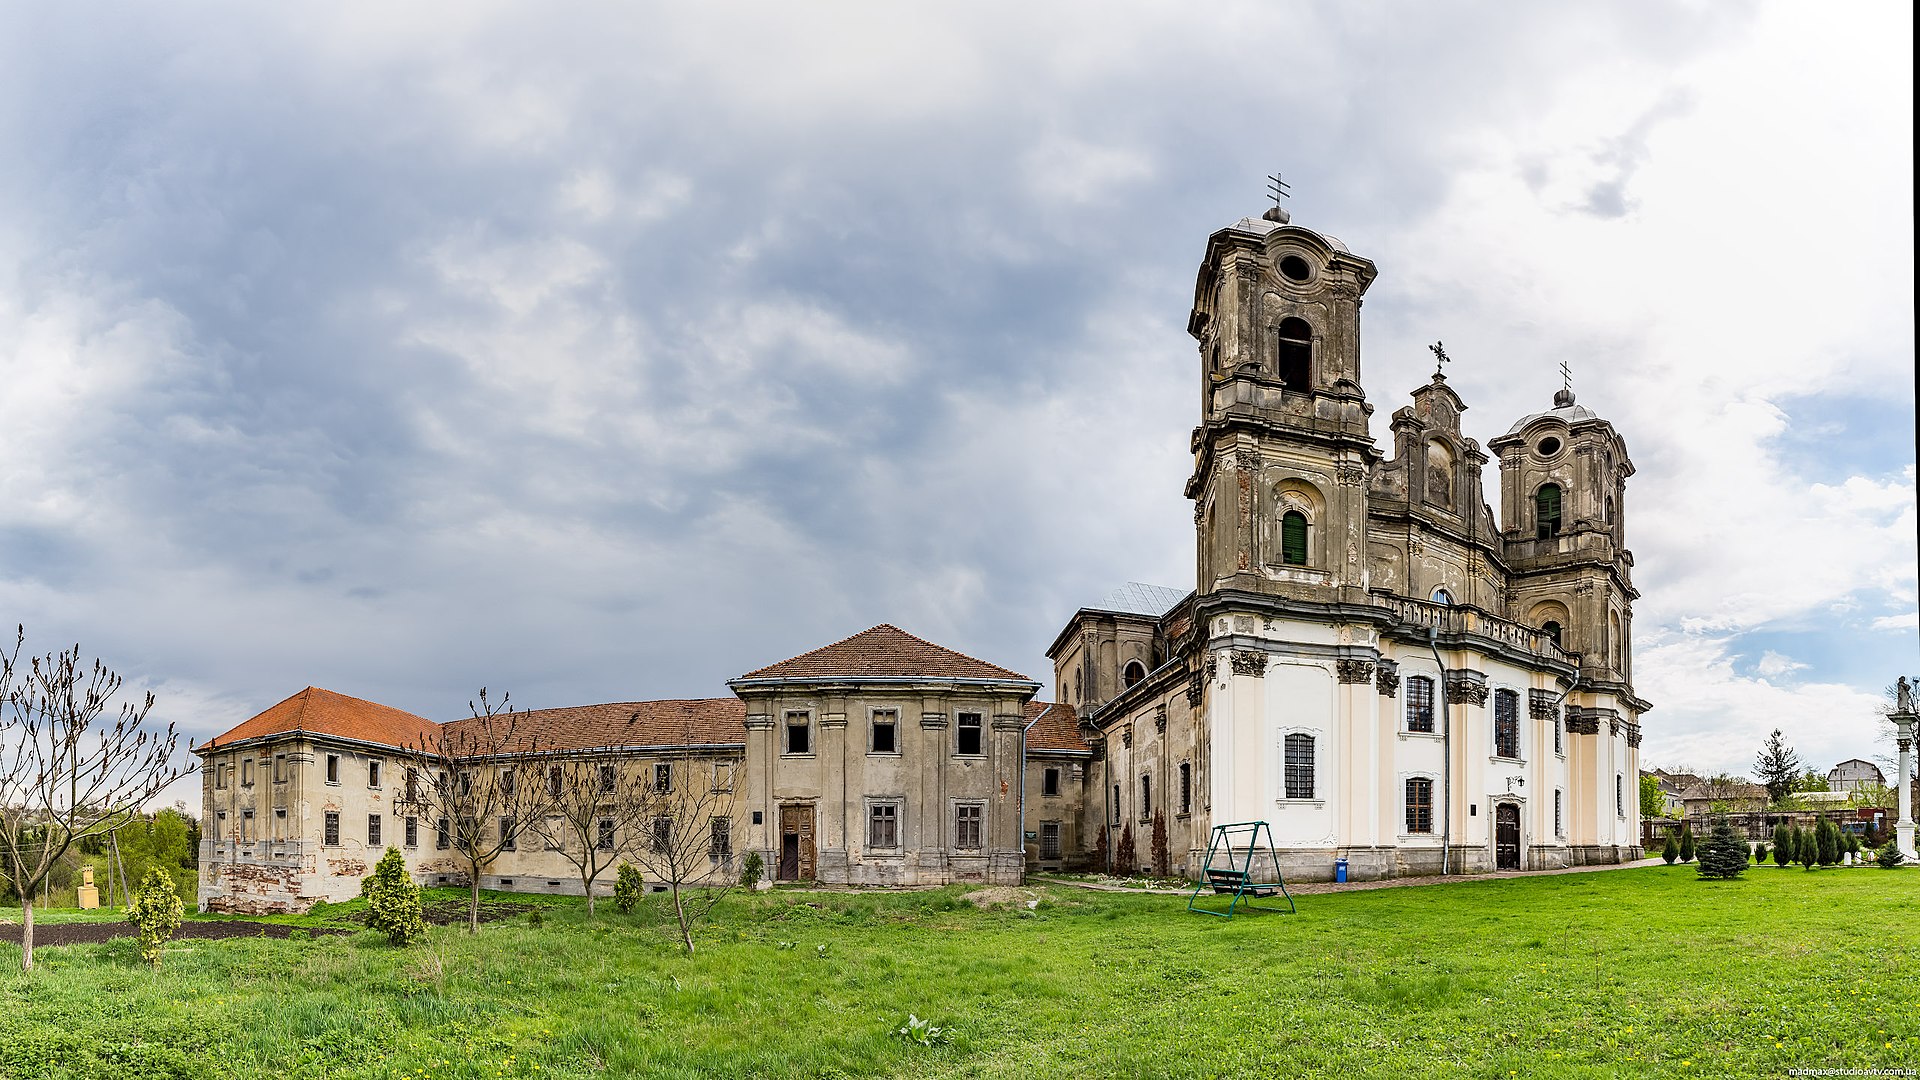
[1019,704,1050,880]
[1428,628,1451,876]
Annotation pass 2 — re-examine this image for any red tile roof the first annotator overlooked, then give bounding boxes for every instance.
[1024,701,1089,753]
[441,698,746,753]
[737,624,1032,683]
[198,687,440,751]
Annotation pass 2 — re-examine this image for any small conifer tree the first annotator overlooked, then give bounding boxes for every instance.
[126,867,184,967]
[1150,811,1172,878]
[1798,828,1817,870]
[1114,823,1138,876]
[1696,817,1747,880]
[360,847,426,946]
[1094,823,1112,874]
[1661,831,1678,864]
[1817,818,1841,865]
[1773,822,1792,866]
[1752,843,1764,863]
[1678,824,1696,863]
[1875,840,1905,869]
[740,850,765,889]
[613,862,644,913]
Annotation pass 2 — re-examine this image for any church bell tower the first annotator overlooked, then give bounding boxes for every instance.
[1184,206,1380,601]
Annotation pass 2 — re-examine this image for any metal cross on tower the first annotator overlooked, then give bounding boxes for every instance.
[1262,173,1293,224]
[1560,359,1573,396]
[1429,341,1451,378]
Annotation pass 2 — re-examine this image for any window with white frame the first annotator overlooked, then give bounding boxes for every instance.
[368,760,382,788]
[1283,734,1316,799]
[1405,676,1435,733]
[1405,778,1434,834]
[956,713,984,756]
[1493,690,1520,758]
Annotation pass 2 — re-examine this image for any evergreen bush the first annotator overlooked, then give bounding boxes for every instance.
[1817,819,1841,865]
[1695,818,1747,880]
[1150,811,1171,878]
[1797,829,1817,870]
[1772,822,1792,866]
[1661,831,1678,864]
[1752,843,1765,863]
[1876,841,1905,869]
[741,851,765,890]
[360,847,426,946]
[126,867,184,967]
[1678,825,1695,864]
[613,862,643,913]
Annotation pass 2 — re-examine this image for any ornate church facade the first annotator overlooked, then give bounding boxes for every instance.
[195,205,1646,912]
[1067,206,1647,879]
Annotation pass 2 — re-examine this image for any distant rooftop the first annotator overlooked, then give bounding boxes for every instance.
[1089,582,1188,618]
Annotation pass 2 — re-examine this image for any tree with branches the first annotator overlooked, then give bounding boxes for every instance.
[619,727,741,953]
[526,756,660,917]
[0,629,190,971]
[396,689,553,933]
[1753,729,1801,805]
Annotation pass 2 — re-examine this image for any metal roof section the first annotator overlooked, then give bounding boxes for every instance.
[1089,582,1188,618]
[1223,216,1349,253]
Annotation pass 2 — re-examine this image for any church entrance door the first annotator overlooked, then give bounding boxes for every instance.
[778,805,815,881]
[1495,803,1521,870]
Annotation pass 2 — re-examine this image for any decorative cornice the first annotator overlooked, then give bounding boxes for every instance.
[1154,706,1167,734]
[1186,673,1204,708]
[1528,689,1561,722]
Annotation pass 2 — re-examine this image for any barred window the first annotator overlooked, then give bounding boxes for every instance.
[711,817,732,857]
[323,811,340,847]
[1406,676,1435,733]
[955,804,982,850]
[1554,711,1563,754]
[367,814,382,847]
[597,818,615,851]
[868,804,899,848]
[1405,778,1434,834]
[436,818,450,850]
[1494,689,1520,758]
[1040,821,1062,860]
[1283,734,1316,799]
[1554,790,1563,837]
[547,765,564,798]
[1616,774,1624,818]
[1180,761,1192,815]
[654,763,672,794]
[651,815,672,854]
[599,763,617,795]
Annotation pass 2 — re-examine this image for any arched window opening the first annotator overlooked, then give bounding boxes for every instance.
[1427,440,1454,505]
[1541,621,1563,648]
[1536,484,1563,539]
[1405,676,1435,733]
[1431,587,1454,606]
[1605,496,1615,525]
[1283,734,1316,799]
[1274,318,1312,391]
[1280,510,1309,566]
[1123,660,1146,688]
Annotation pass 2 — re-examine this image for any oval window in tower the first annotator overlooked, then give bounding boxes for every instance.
[1536,436,1562,457]
[1278,254,1312,283]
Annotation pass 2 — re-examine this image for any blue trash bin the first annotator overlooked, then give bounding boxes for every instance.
[1335,857,1348,883]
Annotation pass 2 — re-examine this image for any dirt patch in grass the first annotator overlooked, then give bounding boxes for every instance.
[0,920,353,949]
[411,899,542,926]
[959,886,1039,909]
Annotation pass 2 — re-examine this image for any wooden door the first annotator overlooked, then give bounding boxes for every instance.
[1495,803,1521,870]
[778,805,816,881]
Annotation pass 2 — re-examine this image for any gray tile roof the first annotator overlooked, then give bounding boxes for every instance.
[1089,582,1188,618]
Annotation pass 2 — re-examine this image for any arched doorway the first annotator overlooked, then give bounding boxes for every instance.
[1495,803,1521,871]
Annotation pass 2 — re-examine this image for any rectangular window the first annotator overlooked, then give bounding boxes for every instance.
[405,816,419,849]
[548,765,564,798]
[241,808,255,842]
[406,768,421,802]
[1284,734,1316,799]
[1180,761,1193,815]
[1040,821,1062,860]
[785,713,811,755]
[213,811,225,842]
[871,710,897,753]
[369,760,383,788]
[273,753,286,783]
[956,713,984,756]
[436,818,451,850]
[459,771,473,797]
[1554,790,1563,837]
[368,814,382,847]
[651,815,672,853]
[868,804,899,848]
[1554,713,1563,755]
[1405,778,1434,834]
[653,763,673,793]
[216,763,228,790]
[1616,774,1625,818]
[1494,689,1520,758]
[1406,677,1434,733]
[955,804,982,850]
[1140,775,1152,821]
[325,754,340,785]
[713,762,734,791]
[242,758,254,787]
[500,817,516,851]
[599,763,617,795]
[1112,784,1122,826]
[273,807,287,839]
[597,818,616,851]
[710,816,732,858]
[1043,767,1061,797]
[499,768,516,799]
[323,811,340,847]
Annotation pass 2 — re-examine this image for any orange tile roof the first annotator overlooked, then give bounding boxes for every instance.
[737,624,1032,682]
[1024,701,1089,753]
[197,687,440,752]
[440,698,746,753]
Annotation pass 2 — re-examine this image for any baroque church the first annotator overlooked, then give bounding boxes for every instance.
[195,204,1646,912]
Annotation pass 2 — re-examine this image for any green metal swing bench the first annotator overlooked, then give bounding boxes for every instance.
[1186,820,1296,918]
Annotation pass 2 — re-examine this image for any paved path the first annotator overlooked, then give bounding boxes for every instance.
[1039,858,1667,897]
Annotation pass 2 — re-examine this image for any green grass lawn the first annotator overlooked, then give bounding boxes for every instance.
[2,864,1915,1079]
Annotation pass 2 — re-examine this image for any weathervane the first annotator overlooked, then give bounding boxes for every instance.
[1429,341,1451,378]
[1263,172,1292,224]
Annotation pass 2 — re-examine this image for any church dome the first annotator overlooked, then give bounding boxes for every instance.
[1504,388,1599,435]
[1221,214,1351,253]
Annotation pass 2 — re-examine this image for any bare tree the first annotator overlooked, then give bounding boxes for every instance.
[0,629,189,971]
[621,727,741,953]
[525,756,657,917]
[395,689,552,933]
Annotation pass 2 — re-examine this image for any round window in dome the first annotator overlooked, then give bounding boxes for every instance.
[1536,436,1562,457]
[1278,255,1312,283]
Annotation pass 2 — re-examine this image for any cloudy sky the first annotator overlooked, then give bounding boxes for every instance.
[2,2,1912,801]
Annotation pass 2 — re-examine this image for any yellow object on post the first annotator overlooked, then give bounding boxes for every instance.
[77,865,100,909]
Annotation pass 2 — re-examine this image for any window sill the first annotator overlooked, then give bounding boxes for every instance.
[780,753,816,760]
[1397,834,1440,842]
[1399,731,1443,740]
[1176,812,1191,820]
[952,753,988,760]
[865,752,902,758]
[1490,756,1525,766]
[1278,799,1327,808]
[863,850,906,859]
